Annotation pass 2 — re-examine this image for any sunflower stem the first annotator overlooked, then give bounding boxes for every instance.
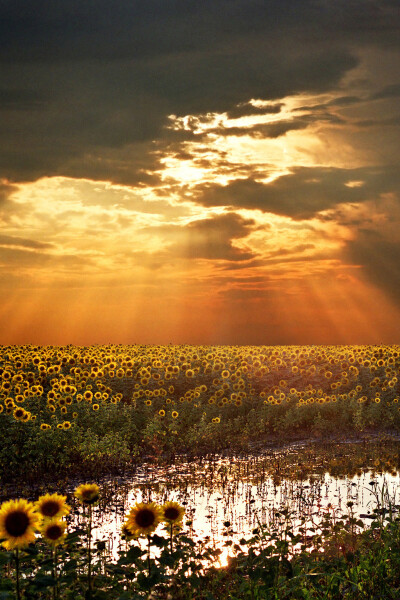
[53,546,59,600]
[170,523,173,554]
[88,504,92,598]
[15,548,21,600]
[147,535,151,577]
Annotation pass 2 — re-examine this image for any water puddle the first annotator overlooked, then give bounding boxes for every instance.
[68,443,400,565]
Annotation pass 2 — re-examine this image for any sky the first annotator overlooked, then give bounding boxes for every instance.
[1,0,400,346]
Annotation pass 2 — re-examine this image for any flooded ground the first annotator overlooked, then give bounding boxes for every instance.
[67,438,400,565]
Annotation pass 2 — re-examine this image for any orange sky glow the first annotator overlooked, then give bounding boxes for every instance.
[1,2,400,345]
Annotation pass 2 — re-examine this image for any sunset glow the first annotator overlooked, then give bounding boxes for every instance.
[1,1,400,344]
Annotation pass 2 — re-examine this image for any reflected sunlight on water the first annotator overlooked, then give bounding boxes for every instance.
[70,450,400,566]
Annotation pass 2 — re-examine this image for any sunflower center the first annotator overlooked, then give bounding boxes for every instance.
[79,487,99,503]
[5,510,30,537]
[45,525,63,540]
[164,507,180,521]
[41,501,60,517]
[135,509,155,528]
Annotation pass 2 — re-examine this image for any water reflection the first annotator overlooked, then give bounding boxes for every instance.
[69,448,400,566]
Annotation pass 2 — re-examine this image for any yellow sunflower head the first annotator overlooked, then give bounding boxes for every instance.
[13,407,26,421]
[74,483,100,505]
[126,502,163,537]
[161,501,185,525]
[0,499,39,549]
[40,518,67,547]
[35,493,70,519]
[120,521,137,541]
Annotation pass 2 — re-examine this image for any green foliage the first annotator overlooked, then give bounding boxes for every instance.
[2,344,400,480]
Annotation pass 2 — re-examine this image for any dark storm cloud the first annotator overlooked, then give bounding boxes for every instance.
[0,180,16,200]
[149,212,256,261]
[370,83,400,100]
[226,102,284,120]
[354,115,400,128]
[4,0,397,182]
[344,231,400,304]
[1,0,399,62]
[0,180,18,217]
[294,95,366,114]
[194,166,400,219]
[208,118,311,139]
[0,87,46,110]
[325,95,362,107]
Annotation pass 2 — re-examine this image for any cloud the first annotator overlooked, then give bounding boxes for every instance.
[0,87,46,110]
[0,0,373,183]
[0,245,88,268]
[208,116,315,139]
[149,212,257,261]
[0,180,19,222]
[294,95,365,115]
[370,82,400,100]
[226,102,284,119]
[1,1,398,63]
[355,116,400,128]
[0,234,54,249]
[344,230,400,304]
[0,180,17,203]
[194,166,400,219]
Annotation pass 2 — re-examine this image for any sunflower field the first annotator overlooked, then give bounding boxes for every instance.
[3,344,400,598]
[1,344,400,482]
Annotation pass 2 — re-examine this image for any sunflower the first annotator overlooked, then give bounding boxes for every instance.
[171,411,178,419]
[121,521,137,541]
[161,501,185,525]
[13,407,26,421]
[0,499,39,549]
[40,518,67,546]
[35,493,70,519]
[126,502,163,537]
[22,411,31,422]
[74,483,100,504]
